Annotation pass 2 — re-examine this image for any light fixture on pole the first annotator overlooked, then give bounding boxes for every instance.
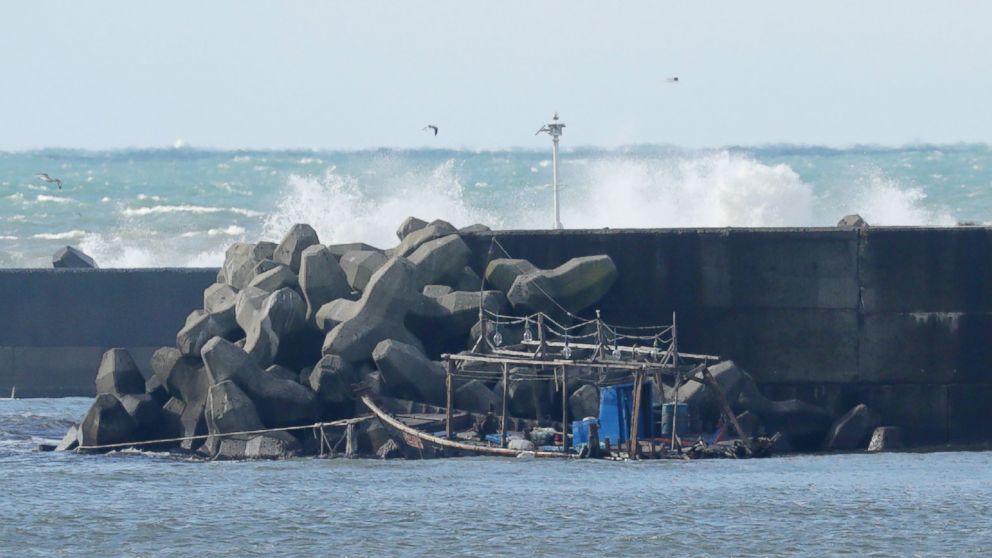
[536,112,566,230]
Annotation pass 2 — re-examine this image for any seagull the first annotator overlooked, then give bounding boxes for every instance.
[665,77,679,83]
[422,125,439,136]
[36,173,63,190]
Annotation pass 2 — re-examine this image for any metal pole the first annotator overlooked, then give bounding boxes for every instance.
[552,134,561,230]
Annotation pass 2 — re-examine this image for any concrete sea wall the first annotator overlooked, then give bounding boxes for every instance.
[463,227,992,447]
[2,227,990,447]
[0,268,217,397]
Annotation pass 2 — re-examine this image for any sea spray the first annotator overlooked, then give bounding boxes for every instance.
[0,146,976,267]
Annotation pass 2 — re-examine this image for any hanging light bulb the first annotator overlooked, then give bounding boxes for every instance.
[611,347,622,361]
[562,345,572,359]
[522,325,533,343]
[650,341,660,360]
[492,331,503,347]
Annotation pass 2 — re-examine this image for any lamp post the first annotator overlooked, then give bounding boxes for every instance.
[536,112,566,230]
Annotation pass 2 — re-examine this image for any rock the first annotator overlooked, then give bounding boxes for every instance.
[119,393,161,440]
[391,219,457,258]
[254,241,277,261]
[458,224,491,234]
[867,426,903,452]
[508,438,536,451]
[94,348,145,397]
[204,283,239,314]
[299,245,350,323]
[507,255,618,316]
[220,243,275,290]
[423,285,453,298]
[674,361,751,414]
[734,411,762,438]
[185,309,205,328]
[314,299,357,333]
[245,435,300,459]
[455,380,497,413]
[453,267,484,292]
[823,404,880,451]
[52,246,97,269]
[358,366,385,396]
[247,264,298,294]
[243,287,307,368]
[372,339,445,405]
[158,397,185,440]
[79,393,135,449]
[176,310,240,358]
[309,354,357,408]
[496,374,551,420]
[151,347,209,405]
[202,337,321,429]
[144,374,169,406]
[204,380,299,459]
[265,364,299,382]
[376,438,403,459]
[569,384,599,421]
[252,259,279,278]
[322,257,424,363]
[326,242,382,259]
[396,216,429,240]
[408,234,471,287]
[234,286,270,332]
[355,419,393,456]
[273,223,320,272]
[339,250,388,292]
[409,290,508,344]
[484,258,540,294]
[837,214,868,228]
[55,424,81,452]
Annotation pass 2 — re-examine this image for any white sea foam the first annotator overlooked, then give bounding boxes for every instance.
[0,235,18,240]
[32,230,88,240]
[121,205,263,218]
[208,225,246,236]
[35,194,73,204]
[560,151,816,228]
[261,159,497,248]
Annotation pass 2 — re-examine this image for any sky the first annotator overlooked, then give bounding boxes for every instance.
[1,1,991,151]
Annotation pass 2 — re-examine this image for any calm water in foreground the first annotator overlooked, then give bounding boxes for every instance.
[1,398,990,557]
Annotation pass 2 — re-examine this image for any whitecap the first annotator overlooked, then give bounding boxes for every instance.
[32,230,88,240]
[207,225,246,236]
[121,204,263,218]
[35,194,73,204]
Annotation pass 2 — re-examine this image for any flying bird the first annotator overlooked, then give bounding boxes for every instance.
[36,173,63,190]
[422,125,438,136]
[665,77,679,83]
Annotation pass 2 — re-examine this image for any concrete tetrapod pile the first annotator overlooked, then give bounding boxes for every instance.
[56,219,624,459]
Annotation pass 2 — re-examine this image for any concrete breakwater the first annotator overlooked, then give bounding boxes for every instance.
[2,226,991,448]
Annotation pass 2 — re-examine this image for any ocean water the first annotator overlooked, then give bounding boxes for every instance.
[2,399,992,557]
[1,144,990,268]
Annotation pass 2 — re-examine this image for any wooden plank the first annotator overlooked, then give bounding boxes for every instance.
[629,370,643,459]
[701,366,752,452]
[500,362,509,448]
[445,359,455,439]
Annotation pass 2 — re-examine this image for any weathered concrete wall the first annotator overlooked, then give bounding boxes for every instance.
[463,227,992,447]
[0,269,216,397]
[3,228,991,447]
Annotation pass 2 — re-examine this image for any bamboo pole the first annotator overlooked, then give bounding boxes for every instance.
[500,362,509,448]
[629,370,643,459]
[445,358,455,439]
[701,366,751,453]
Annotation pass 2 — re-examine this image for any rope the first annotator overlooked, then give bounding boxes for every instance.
[76,416,373,452]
